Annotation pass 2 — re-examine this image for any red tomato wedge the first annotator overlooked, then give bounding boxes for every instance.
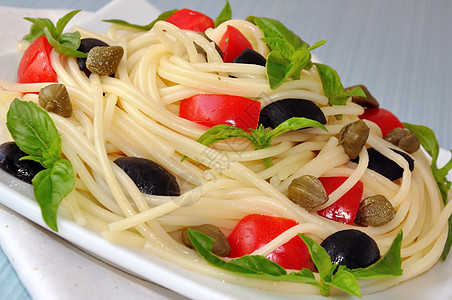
[227,214,310,270]
[17,35,57,84]
[317,177,363,224]
[179,94,261,132]
[219,25,253,63]
[166,8,214,32]
[359,107,404,137]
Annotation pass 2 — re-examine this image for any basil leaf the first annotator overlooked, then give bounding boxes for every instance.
[315,63,365,106]
[330,268,361,297]
[197,124,251,147]
[103,9,179,31]
[298,234,332,278]
[32,159,74,231]
[44,28,87,58]
[55,9,81,37]
[351,230,403,279]
[261,36,295,58]
[251,17,308,49]
[214,0,232,27]
[23,10,85,58]
[6,99,61,157]
[230,255,287,276]
[6,98,75,232]
[267,117,327,140]
[266,50,292,89]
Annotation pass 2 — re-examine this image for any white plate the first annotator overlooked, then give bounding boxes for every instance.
[1,1,452,299]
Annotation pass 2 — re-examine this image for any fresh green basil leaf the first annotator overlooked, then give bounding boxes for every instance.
[298,234,333,278]
[287,48,312,80]
[214,0,232,27]
[6,99,61,157]
[267,117,327,141]
[230,255,287,276]
[44,28,87,58]
[343,86,366,98]
[330,268,361,297]
[23,23,45,42]
[266,50,291,89]
[315,63,346,105]
[261,37,295,58]
[196,124,251,147]
[351,230,403,279]
[252,17,309,49]
[23,17,56,40]
[309,40,327,51]
[103,9,179,31]
[32,159,74,231]
[55,9,81,37]
[59,31,82,49]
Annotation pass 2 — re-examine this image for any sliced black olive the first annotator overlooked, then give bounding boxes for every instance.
[194,32,223,60]
[259,99,327,129]
[351,148,414,181]
[345,84,379,108]
[77,38,109,75]
[0,141,44,184]
[181,224,231,256]
[233,48,266,66]
[114,157,180,196]
[321,229,380,269]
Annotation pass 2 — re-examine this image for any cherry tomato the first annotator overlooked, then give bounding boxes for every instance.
[179,94,261,132]
[17,35,57,84]
[227,214,310,270]
[165,8,214,32]
[219,25,253,63]
[359,107,404,137]
[317,177,363,225]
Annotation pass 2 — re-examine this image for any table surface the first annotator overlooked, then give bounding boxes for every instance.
[0,0,451,299]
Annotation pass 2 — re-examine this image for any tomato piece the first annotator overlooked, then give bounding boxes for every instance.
[166,8,214,32]
[317,177,363,224]
[219,25,253,63]
[359,107,404,137]
[17,35,57,84]
[227,214,310,270]
[179,94,261,132]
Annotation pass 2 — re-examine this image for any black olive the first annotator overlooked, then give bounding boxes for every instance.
[351,148,414,181]
[77,38,109,75]
[114,157,180,196]
[233,48,266,66]
[259,99,327,129]
[0,142,44,184]
[321,229,380,269]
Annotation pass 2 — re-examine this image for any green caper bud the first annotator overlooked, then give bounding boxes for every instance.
[181,224,230,256]
[38,83,72,118]
[86,46,124,75]
[384,128,420,153]
[338,120,370,159]
[345,84,379,108]
[288,175,328,209]
[354,195,396,227]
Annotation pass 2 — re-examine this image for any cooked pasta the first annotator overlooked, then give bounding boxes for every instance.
[0,15,451,297]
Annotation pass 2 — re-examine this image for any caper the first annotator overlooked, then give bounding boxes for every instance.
[38,83,72,118]
[345,84,379,108]
[86,46,124,75]
[354,195,396,227]
[181,224,230,256]
[288,175,328,209]
[384,127,420,153]
[338,120,370,159]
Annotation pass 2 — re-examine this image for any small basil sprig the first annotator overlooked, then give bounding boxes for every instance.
[314,63,366,106]
[23,10,87,58]
[247,16,325,90]
[194,117,327,167]
[214,0,232,27]
[188,229,403,297]
[403,122,452,259]
[6,99,75,231]
[103,9,179,31]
